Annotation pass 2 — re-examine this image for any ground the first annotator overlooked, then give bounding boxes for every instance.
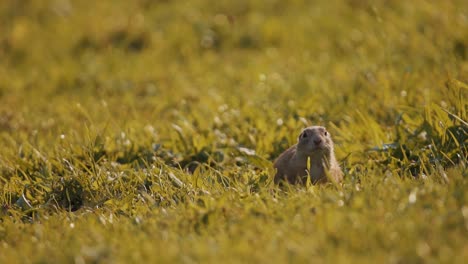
[0,0,467,263]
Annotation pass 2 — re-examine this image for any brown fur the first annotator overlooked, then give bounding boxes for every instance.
[274,126,343,185]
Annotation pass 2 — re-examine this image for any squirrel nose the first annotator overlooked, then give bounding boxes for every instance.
[313,139,322,145]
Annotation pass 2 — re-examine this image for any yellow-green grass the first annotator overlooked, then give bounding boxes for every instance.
[0,0,467,263]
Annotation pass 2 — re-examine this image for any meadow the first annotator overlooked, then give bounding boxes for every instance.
[0,0,467,263]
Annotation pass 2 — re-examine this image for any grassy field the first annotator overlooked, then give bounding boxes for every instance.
[0,0,467,263]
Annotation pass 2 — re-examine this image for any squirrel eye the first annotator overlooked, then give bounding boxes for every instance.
[301,132,307,138]
[324,131,328,136]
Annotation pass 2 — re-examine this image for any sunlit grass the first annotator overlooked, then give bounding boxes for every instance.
[0,0,467,263]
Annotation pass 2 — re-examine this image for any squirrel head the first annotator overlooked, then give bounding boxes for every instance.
[297,126,334,156]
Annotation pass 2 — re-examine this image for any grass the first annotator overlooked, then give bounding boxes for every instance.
[0,0,467,263]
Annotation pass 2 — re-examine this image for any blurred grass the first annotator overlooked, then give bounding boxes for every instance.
[0,0,467,263]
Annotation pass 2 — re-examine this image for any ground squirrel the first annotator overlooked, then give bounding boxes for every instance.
[273,126,343,185]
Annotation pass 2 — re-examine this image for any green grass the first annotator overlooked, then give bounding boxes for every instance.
[1,0,467,263]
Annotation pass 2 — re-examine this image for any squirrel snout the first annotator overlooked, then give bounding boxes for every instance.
[313,138,322,145]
